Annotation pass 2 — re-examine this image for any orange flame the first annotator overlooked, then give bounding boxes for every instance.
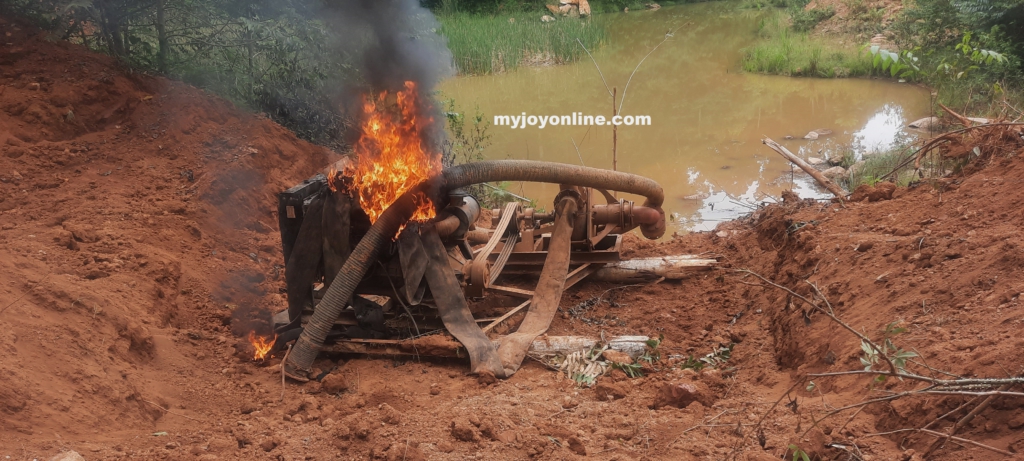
[327,166,339,192]
[248,331,277,361]
[347,81,440,224]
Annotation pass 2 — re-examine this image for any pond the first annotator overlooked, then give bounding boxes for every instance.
[438,1,931,235]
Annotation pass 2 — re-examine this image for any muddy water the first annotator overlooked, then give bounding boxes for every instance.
[438,1,931,235]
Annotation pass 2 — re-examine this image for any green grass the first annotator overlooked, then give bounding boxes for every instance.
[439,13,606,75]
[742,11,873,77]
[836,145,920,190]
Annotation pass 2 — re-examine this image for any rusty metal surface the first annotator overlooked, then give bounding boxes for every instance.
[495,196,577,376]
[280,195,325,333]
[280,160,670,377]
[420,225,506,377]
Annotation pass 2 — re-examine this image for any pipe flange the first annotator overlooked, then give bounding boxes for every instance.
[553,188,583,211]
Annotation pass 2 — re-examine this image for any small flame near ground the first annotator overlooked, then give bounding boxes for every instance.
[248,331,277,361]
[344,81,440,223]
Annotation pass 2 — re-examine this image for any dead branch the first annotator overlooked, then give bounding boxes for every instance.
[937,102,970,127]
[735,269,898,375]
[921,390,1024,397]
[835,405,866,436]
[761,138,847,199]
[913,122,1024,169]
[878,122,1024,178]
[939,103,974,127]
[924,383,1013,457]
[921,394,986,431]
[864,428,1013,456]
[806,370,1024,387]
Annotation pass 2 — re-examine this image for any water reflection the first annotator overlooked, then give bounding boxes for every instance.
[439,1,931,236]
[852,104,914,157]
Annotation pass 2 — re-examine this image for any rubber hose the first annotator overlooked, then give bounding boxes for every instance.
[432,213,462,238]
[443,161,663,208]
[284,160,665,378]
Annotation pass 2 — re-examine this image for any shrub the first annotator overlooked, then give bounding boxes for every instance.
[790,6,834,32]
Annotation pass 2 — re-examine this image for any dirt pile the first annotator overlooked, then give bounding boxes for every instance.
[0,14,330,452]
[2,14,1024,461]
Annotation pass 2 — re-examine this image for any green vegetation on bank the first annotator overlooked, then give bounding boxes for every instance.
[741,0,1024,115]
[742,11,872,77]
[439,13,606,75]
[834,146,918,191]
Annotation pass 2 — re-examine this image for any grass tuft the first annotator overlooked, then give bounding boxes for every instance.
[836,145,919,190]
[439,13,607,75]
[742,11,872,77]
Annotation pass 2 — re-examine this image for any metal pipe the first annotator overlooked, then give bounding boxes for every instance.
[284,160,666,379]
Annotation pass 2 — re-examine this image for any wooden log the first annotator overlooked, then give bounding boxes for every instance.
[526,335,650,359]
[762,137,847,198]
[938,103,973,127]
[590,255,717,282]
[317,335,650,359]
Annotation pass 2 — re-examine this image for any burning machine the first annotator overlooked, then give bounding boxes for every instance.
[271,81,672,380]
[273,158,672,381]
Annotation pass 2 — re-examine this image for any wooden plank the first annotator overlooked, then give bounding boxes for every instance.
[488,285,534,299]
[480,263,599,333]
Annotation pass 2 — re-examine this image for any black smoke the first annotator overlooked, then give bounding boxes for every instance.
[323,0,454,152]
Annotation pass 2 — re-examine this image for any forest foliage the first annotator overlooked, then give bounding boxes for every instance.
[1,0,359,145]
[742,0,1024,112]
[4,0,1023,145]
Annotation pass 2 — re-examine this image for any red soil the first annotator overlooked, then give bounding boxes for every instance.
[2,15,1023,461]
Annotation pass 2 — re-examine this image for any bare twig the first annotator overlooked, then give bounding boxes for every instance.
[920,395,986,431]
[920,390,1024,397]
[481,183,532,202]
[805,280,834,316]
[807,370,1024,387]
[141,399,205,422]
[281,343,292,401]
[576,38,611,98]
[834,405,866,436]
[594,281,657,305]
[570,137,586,166]
[730,378,806,458]
[0,274,50,316]
[1004,100,1024,120]
[618,25,684,114]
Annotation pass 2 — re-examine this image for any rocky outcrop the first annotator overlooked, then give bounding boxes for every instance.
[546,0,590,17]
